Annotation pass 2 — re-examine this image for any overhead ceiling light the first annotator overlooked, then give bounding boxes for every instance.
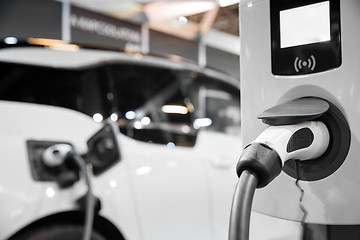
[144,1,216,22]
[218,0,240,7]
[27,38,80,51]
[141,117,151,125]
[178,16,188,24]
[110,113,119,122]
[125,111,136,120]
[4,37,18,45]
[162,105,189,115]
[193,118,212,129]
[134,120,143,129]
[93,113,103,123]
[167,142,176,148]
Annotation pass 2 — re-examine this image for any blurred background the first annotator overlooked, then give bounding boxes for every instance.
[0,0,240,79]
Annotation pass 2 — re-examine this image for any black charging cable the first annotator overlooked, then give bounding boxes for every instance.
[69,151,95,240]
[228,143,282,240]
[229,170,258,240]
[229,120,331,240]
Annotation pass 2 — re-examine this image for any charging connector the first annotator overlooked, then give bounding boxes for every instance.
[254,121,329,165]
[229,120,330,240]
[42,144,94,240]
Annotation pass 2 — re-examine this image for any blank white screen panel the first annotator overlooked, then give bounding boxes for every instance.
[280,1,331,48]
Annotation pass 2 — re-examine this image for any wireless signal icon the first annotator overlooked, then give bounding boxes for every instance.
[294,55,316,72]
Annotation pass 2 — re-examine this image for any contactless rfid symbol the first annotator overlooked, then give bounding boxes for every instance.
[294,55,316,72]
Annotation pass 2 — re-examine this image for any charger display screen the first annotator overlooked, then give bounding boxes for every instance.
[270,0,341,75]
[280,1,330,48]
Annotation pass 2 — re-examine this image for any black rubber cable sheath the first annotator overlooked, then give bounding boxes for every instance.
[229,170,258,240]
[71,153,95,240]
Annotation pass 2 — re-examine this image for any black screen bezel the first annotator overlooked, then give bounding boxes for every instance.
[270,0,341,75]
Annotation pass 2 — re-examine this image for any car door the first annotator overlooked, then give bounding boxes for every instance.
[187,73,242,240]
[110,64,214,240]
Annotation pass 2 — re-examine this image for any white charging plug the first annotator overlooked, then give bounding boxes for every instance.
[42,144,73,168]
[254,121,330,166]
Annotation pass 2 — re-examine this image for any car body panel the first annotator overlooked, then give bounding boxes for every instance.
[0,43,241,240]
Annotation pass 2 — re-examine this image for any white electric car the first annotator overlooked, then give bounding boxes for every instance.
[0,38,242,240]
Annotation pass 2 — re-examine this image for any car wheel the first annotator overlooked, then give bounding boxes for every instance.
[10,224,106,240]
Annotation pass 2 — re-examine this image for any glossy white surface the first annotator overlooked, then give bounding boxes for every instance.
[240,0,360,224]
[0,101,141,240]
[255,121,329,164]
[0,101,242,239]
[114,130,242,240]
[0,101,96,238]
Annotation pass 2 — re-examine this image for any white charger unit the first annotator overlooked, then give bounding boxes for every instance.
[239,0,360,225]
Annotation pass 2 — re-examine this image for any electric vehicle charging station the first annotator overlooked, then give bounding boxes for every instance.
[231,0,360,239]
